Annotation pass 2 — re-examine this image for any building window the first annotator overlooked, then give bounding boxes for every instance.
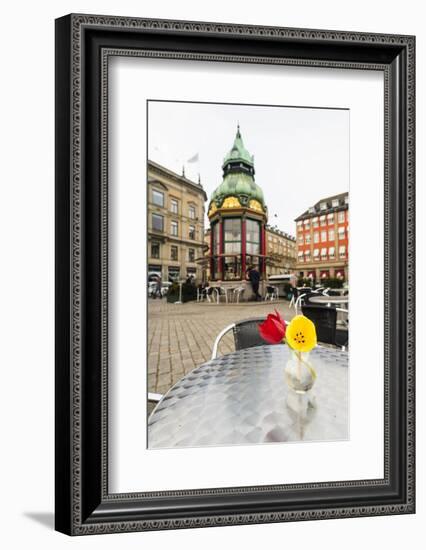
[332,198,339,208]
[211,222,221,279]
[297,221,303,228]
[327,213,334,222]
[314,248,320,260]
[320,202,327,211]
[152,213,164,232]
[298,251,304,263]
[222,218,243,279]
[152,189,164,207]
[304,250,311,260]
[338,226,345,239]
[321,247,327,259]
[320,215,326,226]
[338,211,345,223]
[328,229,335,241]
[305,234,311,244]
[298,235,304,243]
[188,248,195,262]
[303,219,310,228]
[312,217,319,227]
[189,225,196,240]
[339,245,346,258]
[329,247,335,259]
[313,232,320,243]
[151,242,160,259]
[171,245,178,261]
[171,220,178,236]
[148,265,162,278]
[189,205,196,219]
[224,255,242,280]
[213,222,220,255]
[187,267,196,278]
[171,199,178,214]
[321,230,327,242]
[344,195,349,205]
[168,266,180,282]
[246,219,260,255]
[223,218,242,254]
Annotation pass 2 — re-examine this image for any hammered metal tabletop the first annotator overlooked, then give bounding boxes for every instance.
[148,345,348,449]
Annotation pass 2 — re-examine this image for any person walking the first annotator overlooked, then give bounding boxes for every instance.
[153,274,162,299]
[246,265,261,301]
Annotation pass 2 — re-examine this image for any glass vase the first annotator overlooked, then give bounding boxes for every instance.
[284,350,317,394]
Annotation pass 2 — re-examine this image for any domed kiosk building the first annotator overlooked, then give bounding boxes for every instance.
[207,126,268,297]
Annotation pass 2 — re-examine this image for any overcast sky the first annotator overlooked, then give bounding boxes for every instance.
[148,101,349,236]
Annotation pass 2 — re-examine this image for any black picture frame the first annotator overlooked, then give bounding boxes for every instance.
[55,13,415,535]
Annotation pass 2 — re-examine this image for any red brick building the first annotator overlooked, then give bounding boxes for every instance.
[295,192,349,282]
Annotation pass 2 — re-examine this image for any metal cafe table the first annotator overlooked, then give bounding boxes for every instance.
[148,345,348,449]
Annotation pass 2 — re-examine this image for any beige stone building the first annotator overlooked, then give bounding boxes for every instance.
[265,225,297,276]
[148,160,208,283]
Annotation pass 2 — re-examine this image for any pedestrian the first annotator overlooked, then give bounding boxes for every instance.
[289,273,298,302]
[246,264,261,301]
[153,275,162,299]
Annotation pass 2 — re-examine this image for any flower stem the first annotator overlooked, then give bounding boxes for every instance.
[297,351,302,381]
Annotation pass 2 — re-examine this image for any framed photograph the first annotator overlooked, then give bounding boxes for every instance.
[55,14,415,535]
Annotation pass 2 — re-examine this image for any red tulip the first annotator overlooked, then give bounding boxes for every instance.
[258,309,286,344]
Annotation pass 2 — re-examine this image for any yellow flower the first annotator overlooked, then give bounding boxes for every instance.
[286,315,317,352]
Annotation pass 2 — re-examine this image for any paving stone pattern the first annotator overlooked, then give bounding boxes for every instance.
[148,298,295,395]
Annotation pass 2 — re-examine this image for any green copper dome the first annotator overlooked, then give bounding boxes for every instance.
[211,173,264,204]
[209,126,266,214]
[222,126,254,168]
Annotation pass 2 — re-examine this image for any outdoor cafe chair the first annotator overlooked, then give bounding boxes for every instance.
[232,286,245,303]
[301,304,348,350]
[212,286,228,304]
[197,287,208,302]
[148,392,163,405]
[336,306,349,328]
[294,289,314,313]
[264,285,279,301]
[289,286,302,310]
[327,289,343,297]
[311,286,324,294]
[335,307,349,348]
[211,316,280,359]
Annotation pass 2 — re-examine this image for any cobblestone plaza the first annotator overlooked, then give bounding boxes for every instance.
[148,298,295,396]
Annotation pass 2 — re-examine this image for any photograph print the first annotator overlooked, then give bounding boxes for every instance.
[147,100,349,449]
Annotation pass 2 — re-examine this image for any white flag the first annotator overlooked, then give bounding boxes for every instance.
[187,153,199,163]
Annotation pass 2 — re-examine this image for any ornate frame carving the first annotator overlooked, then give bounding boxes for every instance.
[55,14,415,535]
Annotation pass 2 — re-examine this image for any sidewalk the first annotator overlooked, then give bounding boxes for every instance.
[148,298,295,395]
